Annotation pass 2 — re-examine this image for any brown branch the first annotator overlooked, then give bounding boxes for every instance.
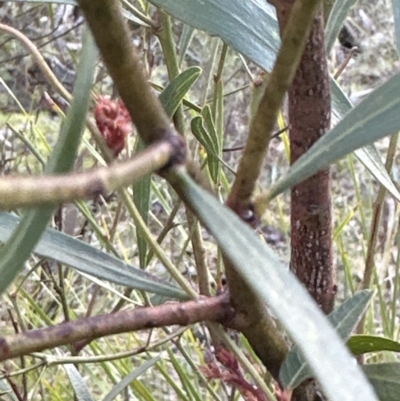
[0,294,237,363]
[0,141,174,209]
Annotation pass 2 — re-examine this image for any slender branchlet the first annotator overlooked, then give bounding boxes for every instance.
[0,293,237,362]
[227,0,321,222]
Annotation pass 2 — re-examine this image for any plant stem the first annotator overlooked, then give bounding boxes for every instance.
[227,0,321,222]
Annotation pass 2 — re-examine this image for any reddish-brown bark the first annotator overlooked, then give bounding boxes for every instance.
[274,1,335,314]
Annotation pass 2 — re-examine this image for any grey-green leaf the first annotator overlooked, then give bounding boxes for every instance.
[191,114,220,182]
[348,335,400,356]
[331,79,400,201]
[0,30,97,296]
[172,170,377,401]
[102,356,160,401]
[325,0,358,53]
[363,363,400,401]
[0,212,188,300]
[147,0,280,71]
[159,66,201,118]
[280,290,373,389]
[392,0,400,56]
[64,364,95,401]
[268,72,400,201]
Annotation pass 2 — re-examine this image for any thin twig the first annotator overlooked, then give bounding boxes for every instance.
[0,141,174,208]
[227,0,321,221]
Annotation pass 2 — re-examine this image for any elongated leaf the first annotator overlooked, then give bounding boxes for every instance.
[172,170,377,401]
[325,0,358,53]
[133,139,151,270]
[147,0,280,71]
[392,0,400,56]
[102,356,160,401]
[363,363,400,401]
[331,79,400,201]
[178,24,195,66]
[280,290,373,389]
[64,364,95,401]
[0,379,18,401]
[191,114,219,182]
[159,66,201,117]
[348,335,400,356]
[0,212,188,300]
[0,31,96,296]
[268,72,400,201]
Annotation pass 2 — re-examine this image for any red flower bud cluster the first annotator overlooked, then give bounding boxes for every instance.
[94,97,132,156]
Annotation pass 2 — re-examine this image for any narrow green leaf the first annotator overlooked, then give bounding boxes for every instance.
[172,170,377,401]
[268,72,400,201]
[280,290,373,389]
[0,30,97,296]
[147,0,280,71]
[191,114,219,182]
[363,363,400,401]
[202,105,221,183]
[392,0,400,56]
[0,379,18,401]
[178,24,195,66]
[325,0,358,53]
[133,140,151,269]
[0,212,188,300]
[348,335,400,356]
[102,356,160,401]
[331,80,400,202]
[159,66,201,118]
[64,364,95,401]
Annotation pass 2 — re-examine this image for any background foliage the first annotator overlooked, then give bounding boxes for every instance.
[1,1,400,400]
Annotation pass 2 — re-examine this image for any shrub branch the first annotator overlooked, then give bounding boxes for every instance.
[0,294,236,363]
[0,141,174,208]
[227,0,321,220]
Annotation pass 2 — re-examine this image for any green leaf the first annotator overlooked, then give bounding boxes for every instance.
[178,24,195,66]
[0,379,18,401]
[102,356,160,401]
[268,72,400,201]
[191,112,220,183]
[363,363,400,401]
[147,0,280,71]
[392,0,400,56]
[325,0,358,53]
[0,212,188,300]
[280,290,373,389]
[348,335,400,356]
[64,364,95,401]
[133,139,151,270]
[331,80,400,201]
[0,30,97,296]
[159,66,201,118]
[172,170,377,401]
